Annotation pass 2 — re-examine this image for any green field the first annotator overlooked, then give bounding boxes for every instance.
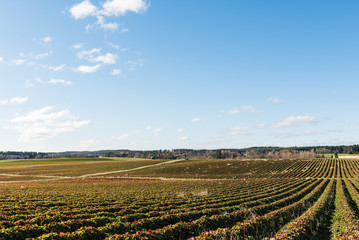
[0,157,359,239]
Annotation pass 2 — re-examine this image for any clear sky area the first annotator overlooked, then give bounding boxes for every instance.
[0,1,358,152]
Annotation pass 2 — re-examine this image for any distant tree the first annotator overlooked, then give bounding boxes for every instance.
[216,150,222,159]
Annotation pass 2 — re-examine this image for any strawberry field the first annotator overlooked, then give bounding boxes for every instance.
[0,158,359,239]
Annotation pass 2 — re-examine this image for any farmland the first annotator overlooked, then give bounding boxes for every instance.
[0,158,358,239]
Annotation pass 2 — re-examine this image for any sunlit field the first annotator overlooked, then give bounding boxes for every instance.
[0,158,358,239]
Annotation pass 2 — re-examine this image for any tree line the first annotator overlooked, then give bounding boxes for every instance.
[1,145,359,160]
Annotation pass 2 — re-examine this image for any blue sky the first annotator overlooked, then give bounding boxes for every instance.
[0,1,358,152]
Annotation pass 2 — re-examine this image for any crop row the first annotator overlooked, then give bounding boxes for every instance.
[330,179,359,239]
[0,179,313,239]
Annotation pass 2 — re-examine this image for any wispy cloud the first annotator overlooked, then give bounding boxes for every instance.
[259,115,319,129]
[42,36,53,44]
[47,64,66,71]
[127,58,144,71]
[1,97,29,105]
[228,109,240,114]
[73,43,84,50]
[10,97,29,104]
[90,53,117,64]
[240,105,258,113]
[10,106,90,143]
[12,59,25,65]
[34,50,53,59]
[191,117,201,122]
[225,105,258,115]
[271,116,319,128]
[77,48,101,59]
[0,57,3,62]
[277,130,341,139]
[75,138,101,150]
[75,64,101,73]
[108,42,128,51]
[96,16,119,30]
[267,97,280,103]
[112,69,122,76]
[179,136,189,141]
[76,47,117,65]
[152,128,162,136]
[49,79,73,86]
[0,99,8,105]
[113,134,129,140]
[228,126,249,136]
[24,80,35,88]
[26,78,72,87]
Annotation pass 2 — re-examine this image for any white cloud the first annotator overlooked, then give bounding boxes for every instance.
[10,106,90,143]
[69,0,148,32]
[10,97,29,104]
[177,128,184,133]
[75,64,101,73]
[191,117,201,122]
[0,57,3,62]
[267,97,280,103]
[90,53,117,64]
[49,79,73,86]
[101,0,149,16]
[70,0,98,19]
[42,36,52,44]
[271,116,319,128]
[228,126,249,136]
[12,59,25,65]
[11,107,68,123]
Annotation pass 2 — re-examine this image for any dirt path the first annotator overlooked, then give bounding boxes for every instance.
[0,159,187,183]
[79,159,185,177]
